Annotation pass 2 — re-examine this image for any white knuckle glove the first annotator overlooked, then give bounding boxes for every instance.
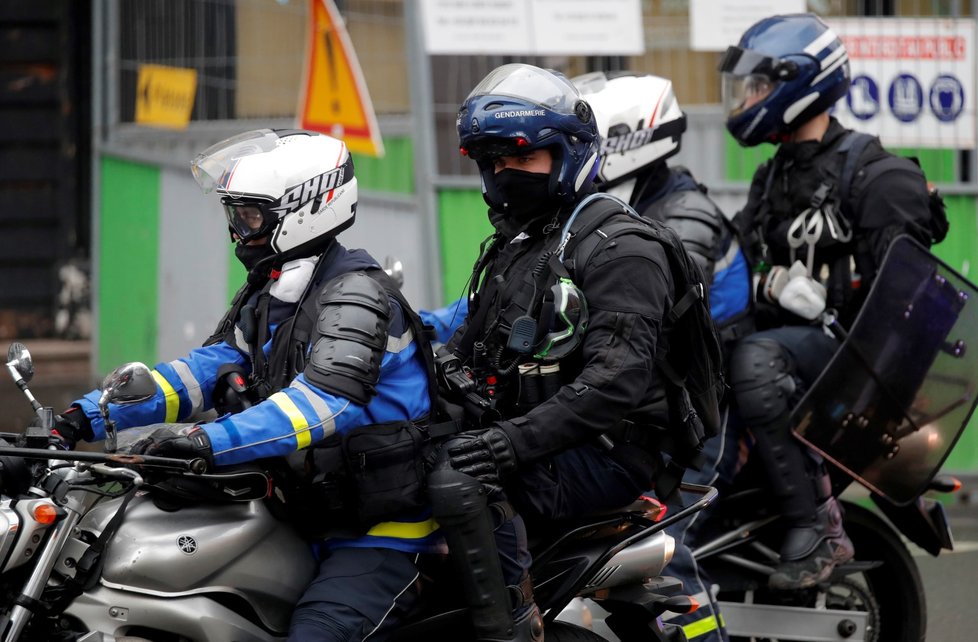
[778,275,827,320]
[762,265,792,303]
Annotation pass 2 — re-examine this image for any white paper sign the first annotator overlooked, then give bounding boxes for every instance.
[829,18,975,149]
[689,0,805,52]
[420,0,644,56]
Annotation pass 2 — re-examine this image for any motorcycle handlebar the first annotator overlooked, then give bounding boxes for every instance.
[0,445,206,474]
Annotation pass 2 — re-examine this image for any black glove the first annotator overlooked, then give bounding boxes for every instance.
[51,406,93,450]
[445,426,518,484]
[129,425,214,472]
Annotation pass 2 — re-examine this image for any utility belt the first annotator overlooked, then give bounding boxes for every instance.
[435,350,567,427]
[284,418,436,535]
[603,419,706,501]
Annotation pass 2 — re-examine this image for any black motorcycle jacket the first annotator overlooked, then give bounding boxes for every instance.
[447,198,676,466]
[737,117,933,324]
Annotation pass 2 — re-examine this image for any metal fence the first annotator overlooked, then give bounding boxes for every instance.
[99,0,976,185]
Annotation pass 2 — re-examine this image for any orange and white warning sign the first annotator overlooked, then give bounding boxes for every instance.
[298,0,384,157]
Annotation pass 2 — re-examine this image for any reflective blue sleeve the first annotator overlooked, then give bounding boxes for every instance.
[419,297,468,344]
[202,374,366,466]
[74,341,248,441]
[202,330,431,466]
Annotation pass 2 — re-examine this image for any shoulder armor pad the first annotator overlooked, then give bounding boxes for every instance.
[304,272,392,405]
[643,190,724,269]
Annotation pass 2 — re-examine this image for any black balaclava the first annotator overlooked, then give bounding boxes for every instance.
[489,168,562,238]
[234,242,276,272]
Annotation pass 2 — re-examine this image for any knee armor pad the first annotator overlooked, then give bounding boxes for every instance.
[729,337,797,428]
[304,272,391,405]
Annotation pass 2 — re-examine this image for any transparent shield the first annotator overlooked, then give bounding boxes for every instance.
[792,236,978,505]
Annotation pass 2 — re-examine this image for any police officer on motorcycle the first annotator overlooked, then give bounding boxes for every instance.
[573,70,753,642]
[51,129,441,640]
[721,14,940,589]
[437,63,716,628]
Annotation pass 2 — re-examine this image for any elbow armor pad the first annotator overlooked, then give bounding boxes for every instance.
[304,272,392,405]
[644,190,724,276]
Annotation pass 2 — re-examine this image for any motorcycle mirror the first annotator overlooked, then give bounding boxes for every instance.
[383,256,404,289]
[98,362,156,454]
[6,342,34,384]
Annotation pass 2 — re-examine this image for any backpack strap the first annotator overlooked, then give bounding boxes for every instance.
[836,131,875,220]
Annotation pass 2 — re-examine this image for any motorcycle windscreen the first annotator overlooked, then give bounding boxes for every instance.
[792,236,978,505]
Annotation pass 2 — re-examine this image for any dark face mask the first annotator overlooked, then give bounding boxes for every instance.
[490,169,559,229]
[234,242,276,271]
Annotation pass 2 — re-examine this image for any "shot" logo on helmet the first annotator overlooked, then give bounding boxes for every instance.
[271,165,348,216]
[600,127,661,155]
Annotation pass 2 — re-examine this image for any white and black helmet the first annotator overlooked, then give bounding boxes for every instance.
[572,72,687,203]
[191,129,357,259]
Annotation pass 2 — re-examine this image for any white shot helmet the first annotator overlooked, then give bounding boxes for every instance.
[191,129,357,259]
[572,72,687,202]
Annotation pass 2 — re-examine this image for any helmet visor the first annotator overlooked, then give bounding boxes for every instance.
[722,72,777,119]
[718,45,781,77]
[466,63,580,113]
[222,199,277,244]
[191,129,280,194]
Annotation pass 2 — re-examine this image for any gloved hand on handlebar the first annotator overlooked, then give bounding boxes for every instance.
[444,426,518,484]
[51,406,94,450]
[128,424,214,472]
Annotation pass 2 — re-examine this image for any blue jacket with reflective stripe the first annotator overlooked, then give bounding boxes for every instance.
[74,243,441,553]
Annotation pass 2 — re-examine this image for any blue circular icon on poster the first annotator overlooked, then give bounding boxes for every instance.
[847,75,880,120]
[929,75,965,122]
[888,74,923,123]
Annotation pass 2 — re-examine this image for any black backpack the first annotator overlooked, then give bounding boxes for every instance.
[554,193,726,460]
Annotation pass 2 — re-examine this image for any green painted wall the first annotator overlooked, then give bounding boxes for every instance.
[437,188,493,305]
[98,157,160,374]
[352,136,414,195]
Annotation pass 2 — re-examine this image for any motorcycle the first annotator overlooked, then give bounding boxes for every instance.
[691,236,978,642]
[0,343,716,641]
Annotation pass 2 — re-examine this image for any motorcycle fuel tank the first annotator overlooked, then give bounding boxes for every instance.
[77,494,315,632]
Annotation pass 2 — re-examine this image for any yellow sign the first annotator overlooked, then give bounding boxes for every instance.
[135,64,197,129]
[298,0,385,157]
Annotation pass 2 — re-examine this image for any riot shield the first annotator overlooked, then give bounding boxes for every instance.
[792,236,978,505]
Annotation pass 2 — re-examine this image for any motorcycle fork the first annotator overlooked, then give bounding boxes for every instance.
[1,509,82,641]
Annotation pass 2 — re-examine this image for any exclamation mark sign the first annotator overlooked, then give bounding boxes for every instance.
[323,28,341,115]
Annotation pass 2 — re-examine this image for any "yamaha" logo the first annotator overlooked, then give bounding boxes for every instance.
[177,535,198,555]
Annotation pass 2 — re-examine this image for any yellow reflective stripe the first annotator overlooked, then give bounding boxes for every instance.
[151,370,179,423]
[269,391,311,449]
[682,613,721,639]
[366,518,439,540]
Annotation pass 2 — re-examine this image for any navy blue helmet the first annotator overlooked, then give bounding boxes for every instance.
[720,13,850,146]
[457,64,600,209]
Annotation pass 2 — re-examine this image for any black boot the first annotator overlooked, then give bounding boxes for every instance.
[769,496,854,590]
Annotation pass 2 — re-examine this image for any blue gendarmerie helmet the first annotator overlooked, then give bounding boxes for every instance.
[457,64,600,209]
[720,13,850,146]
